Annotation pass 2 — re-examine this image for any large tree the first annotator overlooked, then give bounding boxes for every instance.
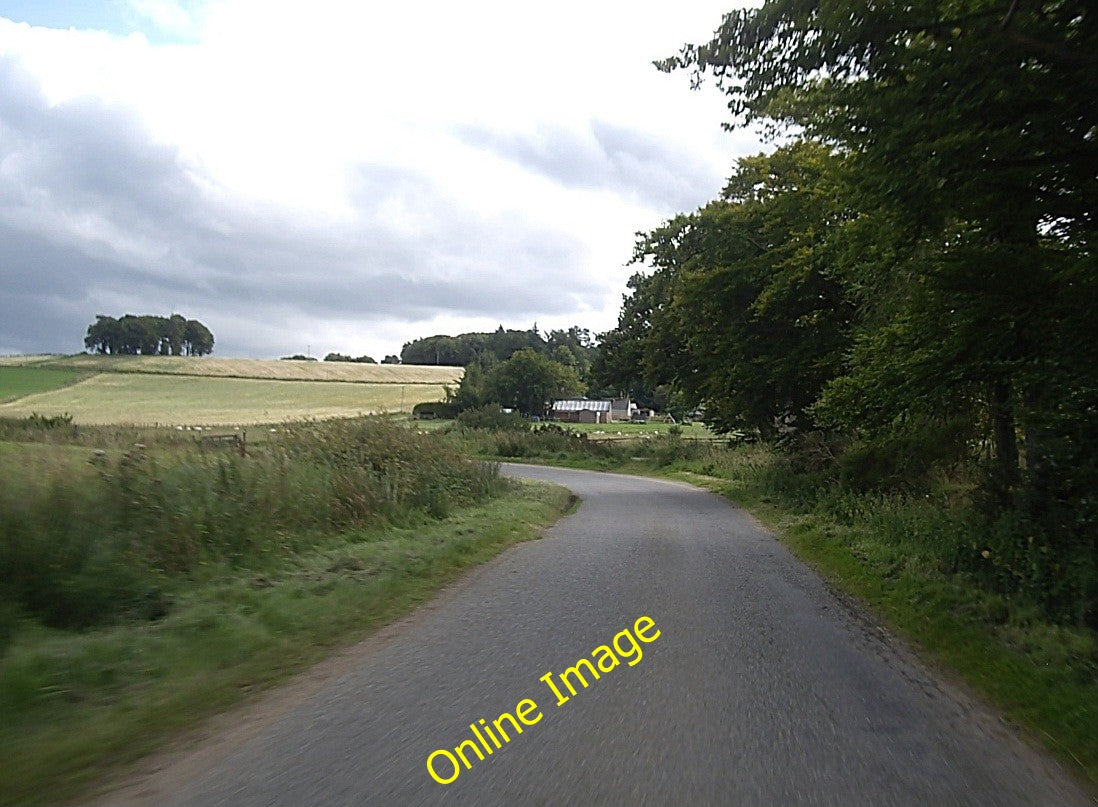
[183,319,214,356]
[481,349,584,416]
[660,0,1098,489]
[400,325,598,378]
[632,0,1098,622]
[83,315,122,354]
[596,142,854,435]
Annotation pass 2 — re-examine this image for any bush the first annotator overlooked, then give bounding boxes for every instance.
[412,401,458,420]
[836,417,970,493]
[485,424,620,460]
[456,405,529,431]
[649,432,703,466]
[686,438,1096,627]
[26,412,74,429]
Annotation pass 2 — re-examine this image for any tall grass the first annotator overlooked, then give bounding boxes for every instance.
[0,418,504,638]
[0,480,569,806]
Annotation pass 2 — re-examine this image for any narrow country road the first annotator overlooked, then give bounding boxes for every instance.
[94,465,1093,807]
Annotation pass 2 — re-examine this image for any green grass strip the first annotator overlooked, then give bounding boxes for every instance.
[0,480,573,806]
[0,366,88,402]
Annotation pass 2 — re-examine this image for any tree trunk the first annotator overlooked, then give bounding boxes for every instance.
[989,378,1020,501]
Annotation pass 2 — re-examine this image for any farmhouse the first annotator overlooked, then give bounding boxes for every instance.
[550,399,612,424]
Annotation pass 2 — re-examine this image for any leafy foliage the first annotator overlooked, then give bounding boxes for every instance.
[488,349,585,416]
[84,314,214,356]
[596,142,854,436]
[594,0,1098,625]
[401,325,595,372]
[449,347,587,417]
[455,404,529,431]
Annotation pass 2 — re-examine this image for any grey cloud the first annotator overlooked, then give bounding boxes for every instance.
[0,63,195,229]
[454,119,723,211]
[0,56,603,357]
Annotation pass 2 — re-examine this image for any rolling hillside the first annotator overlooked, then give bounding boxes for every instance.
[0,355,460,425]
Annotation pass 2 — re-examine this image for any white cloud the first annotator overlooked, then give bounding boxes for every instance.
[0,1,762,358]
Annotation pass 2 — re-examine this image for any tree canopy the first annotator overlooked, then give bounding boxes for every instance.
[84,315,214,356]
[450,348,585,416]
[487,349,585,416]
[594,0,1098,623]
[401,325,595,371]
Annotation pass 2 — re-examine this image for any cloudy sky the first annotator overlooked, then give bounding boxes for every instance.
[0,0,762,359]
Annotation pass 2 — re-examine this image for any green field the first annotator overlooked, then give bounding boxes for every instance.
[0,367,86,402]
[0,373,451,426]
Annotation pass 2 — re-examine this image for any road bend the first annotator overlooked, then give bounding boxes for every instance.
[93,464,1093,807]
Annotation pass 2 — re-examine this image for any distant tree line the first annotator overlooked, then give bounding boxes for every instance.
[401,325,594,375]
[282,352,400,363]
[84,314,214,356]
[323,353,377,364]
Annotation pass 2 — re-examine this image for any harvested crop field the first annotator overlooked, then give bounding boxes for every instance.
[0,355,57,367]
[0,373,451,426]
[40,355,463,384]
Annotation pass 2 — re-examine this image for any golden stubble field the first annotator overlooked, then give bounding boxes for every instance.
[0,374,452,426]
[37,355,463,384]
[0,355,56,366]
[0,356,462,426]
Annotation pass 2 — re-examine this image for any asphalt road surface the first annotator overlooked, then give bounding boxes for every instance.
[95,464,1093,807]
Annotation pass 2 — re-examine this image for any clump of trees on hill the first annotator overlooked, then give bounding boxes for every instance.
[324,353,377,364]
[84,314,214,356]
[593,0,1097,625]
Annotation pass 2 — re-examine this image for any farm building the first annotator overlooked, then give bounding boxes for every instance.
[551,398,612,424]
[610,397,633,421]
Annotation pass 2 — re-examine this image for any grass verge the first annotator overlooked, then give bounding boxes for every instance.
[0,480,573,806]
